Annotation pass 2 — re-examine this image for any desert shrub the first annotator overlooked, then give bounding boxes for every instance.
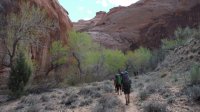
[93,95,124,112]
[186,85,200,102]
[20,95,40,106]
[101,83,114,93]
[139,90,149,101]
[62,94,78,107]
[126,47,152,74]
[79,98,93,107]
[40,95,49,102]
[27,105,41,112]
[147,49,166,71]
[193,26,200,39]
[161,38,186,50]
[190,64,200,85]
[146,81,163,94]
[8,52,33,98]
[175,27,194,39]
[143,101,167,112]
[161,27,196,50]
[65,70,82,86]
[167,96,176,104]
[45,103,56,111]
[78,87,101,98]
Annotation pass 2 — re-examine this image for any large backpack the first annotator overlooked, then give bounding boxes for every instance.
[121,72,131,86]
[115,74,122,85]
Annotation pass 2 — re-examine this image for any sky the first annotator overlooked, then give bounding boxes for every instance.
[58,0,140,22]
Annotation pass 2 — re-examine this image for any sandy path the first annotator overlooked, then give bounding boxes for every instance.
[117,93,139,112]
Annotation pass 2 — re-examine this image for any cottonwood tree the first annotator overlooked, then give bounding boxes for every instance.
[46,40,68,76]
[1,2,57,67]
[68,31,92,77]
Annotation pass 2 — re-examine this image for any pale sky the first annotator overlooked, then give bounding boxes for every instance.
[58,0,140,22]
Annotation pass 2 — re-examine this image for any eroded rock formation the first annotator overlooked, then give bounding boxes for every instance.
[74,0,200,51]
[73,11,106,31]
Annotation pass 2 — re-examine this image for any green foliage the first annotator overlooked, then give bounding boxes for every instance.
[50,41,68,65]
[126,47,152,73]
[68,31,92,52]
[8,51,33,98]
[161,27,196,50]
[175,27,194,39]
[103,49,127,74]
[66,31,128,84]
[161,38,186,50]
[190,64,200,85]
[83,51,105,77]
[83,49,127,78]
[68,31,94,76]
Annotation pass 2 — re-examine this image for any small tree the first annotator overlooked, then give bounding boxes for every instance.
[68,31,93,77]
[46,40,68,76]
[103,49,127,75]
[126,47,152,74]
[1,1,57,67]
[8,51,32,98]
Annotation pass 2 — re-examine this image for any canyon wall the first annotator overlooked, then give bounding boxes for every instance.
[74,0,200,50]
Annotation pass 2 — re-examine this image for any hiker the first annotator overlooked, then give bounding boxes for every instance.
[114,74,122,95]
[121,71,131,105]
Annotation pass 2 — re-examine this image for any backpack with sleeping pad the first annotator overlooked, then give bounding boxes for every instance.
[121,71,131,87]
[115,74,122,85]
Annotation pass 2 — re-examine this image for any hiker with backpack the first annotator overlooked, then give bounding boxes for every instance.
[120,71,131,105]
[114,73,122,95]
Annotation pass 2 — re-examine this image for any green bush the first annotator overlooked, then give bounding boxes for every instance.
[126,47,152,74]
[175,27,194,39]
[190,64,200,85]
[161,38,186,50]
[103,49,127,75]
[8,52,33,98]
[50,40,68,66]
[162,27,196,50]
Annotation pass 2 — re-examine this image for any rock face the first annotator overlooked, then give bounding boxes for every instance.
[0,0,72,94]
[75,0,200,50]
[26,0,72,72]
[73,11,106,31]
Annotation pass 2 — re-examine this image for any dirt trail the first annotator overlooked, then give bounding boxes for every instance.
[117,93,139,112]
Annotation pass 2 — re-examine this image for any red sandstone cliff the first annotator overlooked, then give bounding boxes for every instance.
[73,11,106,31]
[75,0,200,50]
